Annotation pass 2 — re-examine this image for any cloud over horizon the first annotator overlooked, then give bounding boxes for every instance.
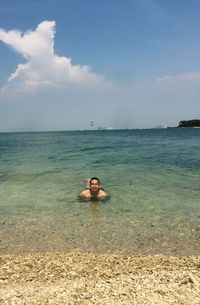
[0,20,110,95]
[155,72,200,85]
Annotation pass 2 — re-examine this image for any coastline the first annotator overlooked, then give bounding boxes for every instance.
[1,251,200,304]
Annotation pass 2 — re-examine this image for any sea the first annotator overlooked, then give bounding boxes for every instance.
[0,128,199,256]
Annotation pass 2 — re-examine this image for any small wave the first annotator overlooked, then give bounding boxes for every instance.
[30,169,62,177]
[80,146,113,152]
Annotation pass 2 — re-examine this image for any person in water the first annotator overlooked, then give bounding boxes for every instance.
[80,177,108,199]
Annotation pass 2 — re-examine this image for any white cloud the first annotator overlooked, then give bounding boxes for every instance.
[0,20,110,95]
[155,72,200,84]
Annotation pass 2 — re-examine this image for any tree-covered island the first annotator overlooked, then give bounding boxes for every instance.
[178,119,200,128]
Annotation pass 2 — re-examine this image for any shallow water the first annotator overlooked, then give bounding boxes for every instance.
[0,129,200,255]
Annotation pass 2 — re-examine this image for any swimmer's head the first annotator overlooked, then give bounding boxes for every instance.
[89,177,100,193]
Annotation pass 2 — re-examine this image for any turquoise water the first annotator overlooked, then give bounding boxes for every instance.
[0,129,200,255]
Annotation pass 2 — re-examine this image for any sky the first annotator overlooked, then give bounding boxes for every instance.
[0,0,200,131]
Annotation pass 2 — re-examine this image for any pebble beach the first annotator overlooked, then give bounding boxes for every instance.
[1,251,200,305]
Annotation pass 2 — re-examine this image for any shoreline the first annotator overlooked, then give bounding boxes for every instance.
[1,251,200,304]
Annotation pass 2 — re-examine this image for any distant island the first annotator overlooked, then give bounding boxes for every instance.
[178,119,200,128]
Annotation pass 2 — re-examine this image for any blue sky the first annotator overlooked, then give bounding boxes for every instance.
[0,0,200,131]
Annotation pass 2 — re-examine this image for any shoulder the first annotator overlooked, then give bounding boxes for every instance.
[80,189,91,198]
[98,189,108,198]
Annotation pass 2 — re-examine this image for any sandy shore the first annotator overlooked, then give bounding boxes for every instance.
[0,251,200,305]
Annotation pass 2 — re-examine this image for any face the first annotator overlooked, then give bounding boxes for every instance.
[90,179,100,193]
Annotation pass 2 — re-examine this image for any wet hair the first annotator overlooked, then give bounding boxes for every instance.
[90,177,100,185]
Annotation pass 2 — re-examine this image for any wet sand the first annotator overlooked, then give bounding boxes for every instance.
[0,251,200,304]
